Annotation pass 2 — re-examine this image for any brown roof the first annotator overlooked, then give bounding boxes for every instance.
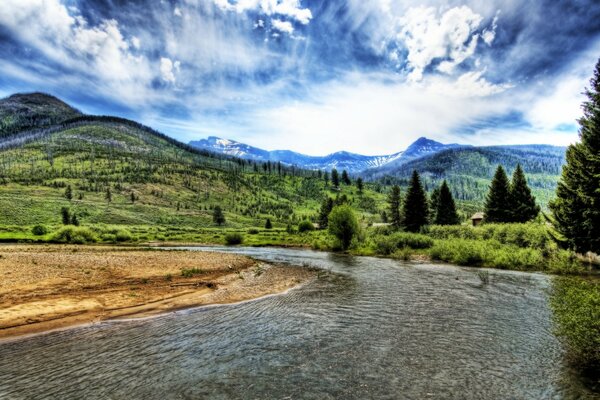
[471,212,485,220]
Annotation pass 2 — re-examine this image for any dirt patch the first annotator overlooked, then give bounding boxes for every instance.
[0,245,314,340]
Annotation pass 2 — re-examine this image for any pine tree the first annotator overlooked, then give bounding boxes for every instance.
[387,185,402,228]
[213,206,226,226]
[71,214,79,226]
[318,197,334,229]
[429,186,440,221]
[550,59,600,253]
[510,164,540,223]
[64,185,72,201]
[341,170,351,185]
[356,177,364,194]
[434,180,460,225]
[105,187,112,203]
[130,192,136,204]
[61,207,71,225]
[403,170,429,232]
[265,218,273,229]
[331,169,340,188]
[484,165,512,223]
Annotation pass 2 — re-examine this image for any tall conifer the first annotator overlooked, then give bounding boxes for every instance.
[434,180,460,225]
[550,59,600,253]
[484,166,511,223]
[388,185,402,229]
[510,164,540,222]
[403,171,429,232]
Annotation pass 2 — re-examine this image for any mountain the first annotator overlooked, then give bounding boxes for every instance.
[362,144,567,210]
[189,136,461,173]
[0,93,376,230]
[0,92,82,138]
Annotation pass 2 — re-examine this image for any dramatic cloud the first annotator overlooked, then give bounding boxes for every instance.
[1,0,599,154]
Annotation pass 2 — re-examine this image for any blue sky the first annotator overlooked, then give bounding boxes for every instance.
[1,0,599,155]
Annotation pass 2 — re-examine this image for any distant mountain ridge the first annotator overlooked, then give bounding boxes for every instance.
[189,136,461,173]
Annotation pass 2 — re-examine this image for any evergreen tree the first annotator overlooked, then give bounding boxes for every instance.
[387,185,402,228]
[434,180,460,225]
[484,165,512,223]
[381,210,388,223]
[331,169,340,188]
[318,197,334,229]
[61,207,71,225]
[64,185,72,201]
[510,164,540,223]
[71,214,79,226]
[356,177,364,194]
[429,186,440,221]
[341,170,351,185]
[550,59,600,253]
[105,187,112,203]
[265,218,272,229]
[403,170,429,232]
[213,206,226,226]
[130,192,136,204]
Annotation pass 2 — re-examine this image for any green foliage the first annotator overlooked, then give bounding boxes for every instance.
[550,277,600,371]
[31,224,48,236]
[387,185,402,228]
[403,170,429,232]
[373,232,434,255]
[356,177,364,193]
[224,232,244,245]
[265,218,272,229]
[115,229,134,242]
[213,206,226,226]
[317,197,334,229]
[50,226,98,244]
[484,165,512,222]
[298,220,315,233]
[434,180,460,225]
[341,170,351,185]
[510,164,540,222]
[61,207,71,225]
[429,239,543,270]
[550,59,600,254]
[247,228,259,234]
[181,268,204,278]
[331,168,340,188]
[328,205,359,250]
[428,223,550,249]
[64,185,72,201]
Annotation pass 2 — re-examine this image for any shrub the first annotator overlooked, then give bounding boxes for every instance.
[550,277,600,371]
[115,229,134,242]
[31,225,48,236]
[298,220,315,233]
[428,223,549,249]
[247,228,260,235]
[51,226,98,244]
[373,232,434,255]
[328,205,359,250]
[225,232,244,245]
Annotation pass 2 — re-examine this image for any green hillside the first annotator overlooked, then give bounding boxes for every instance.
[0,93,385,242]
[362,145,566,212]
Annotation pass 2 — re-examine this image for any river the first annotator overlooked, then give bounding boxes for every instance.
[0,247,595,399]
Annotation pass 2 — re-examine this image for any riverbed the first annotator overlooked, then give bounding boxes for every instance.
[0,246,594,399]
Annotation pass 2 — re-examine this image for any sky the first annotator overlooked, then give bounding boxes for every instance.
[1,0,599,156]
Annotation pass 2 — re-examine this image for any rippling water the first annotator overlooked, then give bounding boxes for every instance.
[0,247,594,399]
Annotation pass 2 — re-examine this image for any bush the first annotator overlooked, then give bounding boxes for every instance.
[298,220,315,233]
[372,232,434,255]
[115,229,134,242]
[225,232,244,245]
[51,226,98,244]
[428,223,549,249]
[550,277,600,371]
[31,225,48,236]
[247,228,260,235]
[328,205,359,250]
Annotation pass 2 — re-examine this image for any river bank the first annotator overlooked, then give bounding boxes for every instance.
[0,245,315,340]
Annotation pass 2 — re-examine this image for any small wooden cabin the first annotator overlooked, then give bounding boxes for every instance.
[471,212,485,226]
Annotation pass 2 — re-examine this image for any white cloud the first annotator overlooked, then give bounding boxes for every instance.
[160,57,180,83]
[0,0,155,104]
[482,13,499,46]
[213,0,312,24]
[399,6,484,81]
[272,19,294,34]
[174,7,183,17]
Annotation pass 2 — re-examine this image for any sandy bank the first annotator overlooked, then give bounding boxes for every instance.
[0,245,314,340]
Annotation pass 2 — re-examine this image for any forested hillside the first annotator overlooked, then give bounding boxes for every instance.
[0,93,384,233]
[363,145,566,210]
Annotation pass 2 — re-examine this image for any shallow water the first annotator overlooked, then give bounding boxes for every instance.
[0,247,594,399]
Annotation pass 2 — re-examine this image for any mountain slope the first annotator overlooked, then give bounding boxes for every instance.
[0,93,385,230]
[0,92,82,138]
[189,136,463,173]
[363,144,566,207]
